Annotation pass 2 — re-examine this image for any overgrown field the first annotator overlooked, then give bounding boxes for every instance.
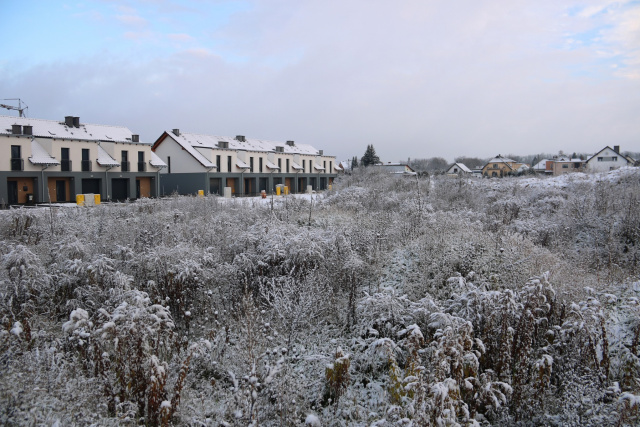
[1,168,640,426]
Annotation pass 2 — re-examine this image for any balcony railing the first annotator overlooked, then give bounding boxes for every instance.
[121,161,130,172]
[137,162,146,172]
[10,158,24,171]
[61,159,72,172]
[81,160,92,172]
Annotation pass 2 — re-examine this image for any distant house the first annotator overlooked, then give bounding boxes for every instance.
[550,156,585,175]
[481,155,527,178]
[532,159,552,174]
[376,162,417,176]
[585,146,634,173]
[445,162,472,176]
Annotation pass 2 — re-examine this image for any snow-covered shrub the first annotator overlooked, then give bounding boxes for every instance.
[62,290,190,425]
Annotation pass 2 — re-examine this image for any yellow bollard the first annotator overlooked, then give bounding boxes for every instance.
[76,194,85,206]
[94,194,101,205]
[284,186,289,195]
[198,190,204,198]
[276,186,281,196]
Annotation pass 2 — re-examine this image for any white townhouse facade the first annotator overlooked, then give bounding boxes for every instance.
[585,146,634,173]
[152,130,338,196]
[1,114,166,205]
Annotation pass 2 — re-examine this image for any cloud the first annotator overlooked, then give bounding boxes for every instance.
[167,33,195,42]
[116,13,148,27]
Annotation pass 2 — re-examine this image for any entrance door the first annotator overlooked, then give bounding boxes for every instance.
[82,178,100,194]
[244,178,254,196]
[210,178,221,195]
[136,179,141,199]
[111,178,129,201]
[56,180,67,202]
[7,181,18,205]
[226,178,236,194]
[259,178,268,192]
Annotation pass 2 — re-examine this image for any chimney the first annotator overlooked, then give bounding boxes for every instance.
[319,149,323,155]
[235,135,245,142]
[22,125,33,135]
[11,124,22,135]
[614,145,620,154]
[131,134,139,143]
[276,146,284,153]
[73,117,80,127]
[65,116,74,127]
[172,129,180,136]
[286,140,295,146]
[218,141,229,149]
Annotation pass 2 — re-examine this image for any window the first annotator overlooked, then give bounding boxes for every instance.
[329,161,332,172]
[597,157,603,161]
[493,164,498,169]
[138,151,146,172]
[323,161,326,173]
[250,157,254,172]
[167,156,171,173]
[121,151,129,171]
[278,158,282,170]
[227,156,232,172]
[61,148,71,171]
[259,157,263,173]
[302,159,306,171]
[562,164,568,168]
[216,155,221,171]
[10,145,23,171]
[286,159,289,173]
[81,148,91,171]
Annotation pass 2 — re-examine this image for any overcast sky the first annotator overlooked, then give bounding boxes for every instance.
[1,0,639,162]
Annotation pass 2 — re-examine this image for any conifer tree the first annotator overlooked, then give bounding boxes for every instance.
[361,144,380,167]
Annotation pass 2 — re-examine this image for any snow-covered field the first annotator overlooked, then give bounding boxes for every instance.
[1,168,639,425]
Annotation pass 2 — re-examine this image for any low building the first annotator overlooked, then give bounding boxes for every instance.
[376,162,417,176]
[1,114,165,205]
[445,162,472,176]
[531,159,552,174]
[481,155,526,178]
[151,130,338,195]
[585,146,634,173]
[549,156,584,175]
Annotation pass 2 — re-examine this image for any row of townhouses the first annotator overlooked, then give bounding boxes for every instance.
[0,114,339,205]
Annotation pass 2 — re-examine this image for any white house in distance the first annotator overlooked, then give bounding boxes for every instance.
[152,130,338,196]
[585,146,634,172]
[446,162,472,176]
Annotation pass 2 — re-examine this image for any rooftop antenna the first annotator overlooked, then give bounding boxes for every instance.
[0,98,28,117]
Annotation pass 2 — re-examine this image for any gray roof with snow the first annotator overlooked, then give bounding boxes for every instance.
[0,114,146,144]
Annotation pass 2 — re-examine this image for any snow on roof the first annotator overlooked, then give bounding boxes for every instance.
[291,161,304,170]
[236,159,250,169]
[96,145,120,167]
[449,162,472,173]
[266,160,280,170]
[487,156,517,163]
[166,131,322,156]
[150,151,167,168]
[314,163,325,171]
[334,164,343,171]
[29,140,60,166]
[0,115,143,144]
[532,159,549,170]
